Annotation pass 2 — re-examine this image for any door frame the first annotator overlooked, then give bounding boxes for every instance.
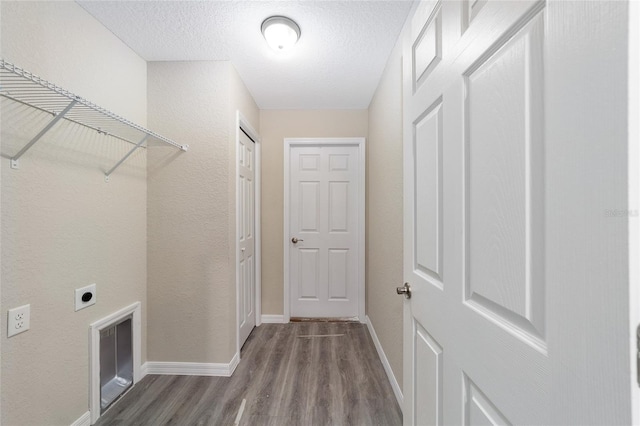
[235,111,261,358]
[283,137,366,323]
[628,1,640,421]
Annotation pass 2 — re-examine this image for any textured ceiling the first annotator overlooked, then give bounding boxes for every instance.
[77,0,414,109]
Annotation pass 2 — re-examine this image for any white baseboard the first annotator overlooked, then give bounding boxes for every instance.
[140,361,149,379]
[228,351,240,375]
[144,352,240,377]
[261,314,286,323]
[70,411,91,426]
[365,315,403,408]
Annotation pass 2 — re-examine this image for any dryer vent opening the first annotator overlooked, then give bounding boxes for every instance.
[100,316,133,412]
[90,302,141,424]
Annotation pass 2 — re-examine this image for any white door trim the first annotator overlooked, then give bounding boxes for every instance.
[283,137,366,323]
[236,111,261,359]
[628,2,640,422]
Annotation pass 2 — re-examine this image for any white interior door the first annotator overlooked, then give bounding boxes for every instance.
[287,139,364,319]
[238,129,255,347]
[403,1,633,424]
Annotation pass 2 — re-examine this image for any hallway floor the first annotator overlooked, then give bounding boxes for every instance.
[95,322,402,425]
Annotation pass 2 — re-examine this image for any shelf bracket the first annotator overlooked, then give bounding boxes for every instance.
[10,99,77,169]
[104,134,149,182]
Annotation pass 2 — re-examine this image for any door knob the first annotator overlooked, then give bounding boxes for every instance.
[291,237,304,244]
[396,283,411,299]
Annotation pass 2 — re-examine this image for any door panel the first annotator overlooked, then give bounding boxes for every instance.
[329,181,349,232]
[300,182,320,231]
[414,97,443,284]
[413,5,442,91]
[289,143,361,318]
[298,248,320,300]
[463,376,510,426]
[328,249,348,300]
[414,321,443,426]
[464,9,546,347]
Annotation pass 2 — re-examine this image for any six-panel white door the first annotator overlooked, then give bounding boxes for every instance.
[403,0,633,424]
[288,141,362,319]
[238,130,256,347]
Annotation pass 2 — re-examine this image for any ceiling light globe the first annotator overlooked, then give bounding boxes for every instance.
[261,16,301,51]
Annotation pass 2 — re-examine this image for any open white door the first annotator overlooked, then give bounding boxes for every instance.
[402,1,634,424]
[238,128,256,347]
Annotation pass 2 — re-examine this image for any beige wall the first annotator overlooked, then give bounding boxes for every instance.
[366,38,404,391]
[1,2,148,425]
[147,61,259,363]
[229,64,261,133]
[259,110,368,315]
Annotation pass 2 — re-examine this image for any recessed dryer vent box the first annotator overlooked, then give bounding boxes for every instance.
[100,317,133,413]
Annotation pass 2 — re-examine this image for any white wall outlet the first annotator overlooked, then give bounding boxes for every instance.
[75,283,97,311]
[8,304,30,337]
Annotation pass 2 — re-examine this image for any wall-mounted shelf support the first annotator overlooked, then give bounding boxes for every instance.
[10,99,77,169]
[0,59,188,178]
[105,135,149,183]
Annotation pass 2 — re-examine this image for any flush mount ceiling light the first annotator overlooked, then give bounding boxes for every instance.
[261,16,301,51]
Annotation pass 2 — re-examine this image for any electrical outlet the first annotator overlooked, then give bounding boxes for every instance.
[75,283,96,311]
[8,304,30,337]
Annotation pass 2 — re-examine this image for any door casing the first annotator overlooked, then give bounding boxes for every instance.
[283,137,366,322]
[628,1,640,422]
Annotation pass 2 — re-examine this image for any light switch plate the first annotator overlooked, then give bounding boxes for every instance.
[75,284,96,311]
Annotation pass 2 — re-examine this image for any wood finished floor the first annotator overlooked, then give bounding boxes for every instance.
[96,322,402,426]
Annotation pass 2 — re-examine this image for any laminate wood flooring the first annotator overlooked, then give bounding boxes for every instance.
[96,322,402,426]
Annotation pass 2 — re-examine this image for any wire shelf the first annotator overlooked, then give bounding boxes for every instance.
[0,59,188,180]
